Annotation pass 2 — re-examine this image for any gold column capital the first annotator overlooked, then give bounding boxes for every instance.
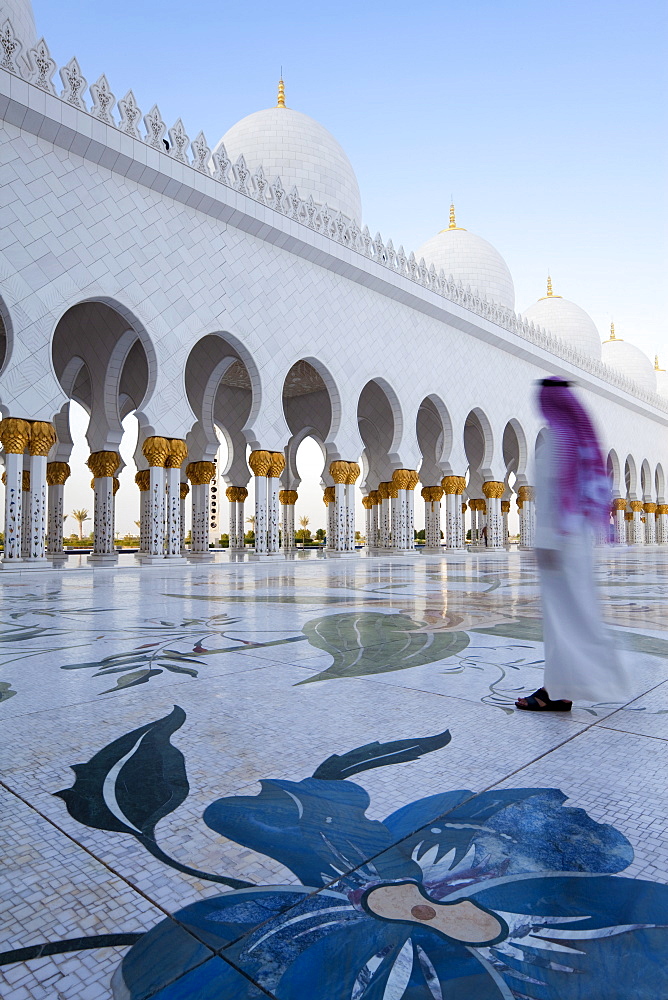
[624,511,633,521]
[186,461,216,486]
[225,485,249,502]
[249,450,272,476]
[421,486,443,501]
[517,485,535,502]
[87,450,121,478]
[346,462,361,485]
[657,504,668,515]
[612,498,627,511]
[166,439,188,468]
[28,420,57,456]
[135,470,151,491]
[323,486,335,505]
[46,462,71,486]
[461,501,467,512]
[369,490,380,505]
[180,482,190,500]
[630,500,644,512]
[279,489,298,505]
[329,460,350,484]
[482,480,505,500]
[441,475,466,494]
[516,499,523,509]
[501,500,511,514]
[22,470,30,491]
[644,502,657,514]
[362,495,374,509]
[142,436,171,468]
[378,482,390,500]
[0,417,31,454]
[113,477,120,495]
[268,451,286,478]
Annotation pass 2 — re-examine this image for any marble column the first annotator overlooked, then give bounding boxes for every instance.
[226,486,247,550]
[392,470,410,550]
[87,451,121,565]
[468,500,480,548]
[186,461,216,561]
[644,503,657,545]
[517,486,535,549]
[0,418,31,566]
[323,487,334,548]
[267,452,285,555]
[248,451,272,555]
[368,491,380,548]
[629,501,644,546]
[345,462,361,551]
[461,502,467,548]
[625,511,633,544]
[378,483,391,549]
[421,486,443,551]
[656,504,668,544]
[180,482,189,553]
[24,421,57,565]
[46,461,71,563]
[139,436,170,563]
[501,500,510,548]
[612,498,627,545]
[165,439,188,561]
[442,476,466,550]
[482,481,504,549]
[135,470,150,555]
[362,495,373,548]
[328,462,350,553]
[279,490,298,551]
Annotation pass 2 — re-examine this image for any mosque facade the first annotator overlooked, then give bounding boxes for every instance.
[0,0,667,567]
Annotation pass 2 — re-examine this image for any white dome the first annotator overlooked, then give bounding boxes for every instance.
[1,0,37,46]
[217,93,362,224]
[521,288,602,360]
[601,331,657,393]
[416,211,515,310]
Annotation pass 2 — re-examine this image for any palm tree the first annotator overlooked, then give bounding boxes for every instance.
[71,509,90,541]
[246,515,255,529]
[298,515,310,546]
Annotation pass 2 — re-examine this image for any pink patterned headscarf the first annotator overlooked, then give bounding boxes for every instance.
[537,378,611,532]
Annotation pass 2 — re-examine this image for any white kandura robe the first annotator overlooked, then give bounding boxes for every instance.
[535,432,632,703]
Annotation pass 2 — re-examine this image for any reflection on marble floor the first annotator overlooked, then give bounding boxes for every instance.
[1,550,667,998]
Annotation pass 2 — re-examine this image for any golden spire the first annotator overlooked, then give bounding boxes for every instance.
[610,321,615,340]
[276,78,286,108]
[656,354,665,371]
[538,273,562,301]
[439,201,466,234]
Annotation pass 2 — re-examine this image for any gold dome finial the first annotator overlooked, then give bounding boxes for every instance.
[546,274,553,296]
[276,78,286,108]
[449,202,457,229]
[610,321,615,340]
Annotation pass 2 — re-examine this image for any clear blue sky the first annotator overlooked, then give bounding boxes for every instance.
[28,0,667,534]
[34,0,667,358]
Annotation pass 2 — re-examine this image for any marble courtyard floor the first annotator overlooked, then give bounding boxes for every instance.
[1,548,668,999]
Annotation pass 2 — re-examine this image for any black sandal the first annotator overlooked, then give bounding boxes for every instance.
[515,687,572,712]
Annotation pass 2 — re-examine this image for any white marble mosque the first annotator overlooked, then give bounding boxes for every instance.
[0,0,667,568]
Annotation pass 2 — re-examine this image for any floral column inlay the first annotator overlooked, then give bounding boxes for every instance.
[0,419,31,564]
[279,490,298,551]
[644,503,657,545]
[323,487,335,548]
[21,471,31,558]
[378,482,391,549]
[267,452,285,554]
[442,476,466,550]
[345,462,361,551]
[135,471,150,555]
[180,482,189,552]
[248,451,272,555]
[141,436,170,562]
[165,439,188,561]
[422,486,444,551]
[501,500,510,548]
[87,450,121,564]
[629,501,644,546]
[46,462,71,562]
[362,495,373,549]
[656,504,668,545]
[226,486,247,551]
[611,498,627,545]
[24,421,57,563]
[186,462,216,561]
[482,481,505,549]
[518,486,535,549]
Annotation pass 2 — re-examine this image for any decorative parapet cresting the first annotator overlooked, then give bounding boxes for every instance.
[0,15,665,414]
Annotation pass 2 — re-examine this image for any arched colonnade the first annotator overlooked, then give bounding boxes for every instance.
[0,298,666,567]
